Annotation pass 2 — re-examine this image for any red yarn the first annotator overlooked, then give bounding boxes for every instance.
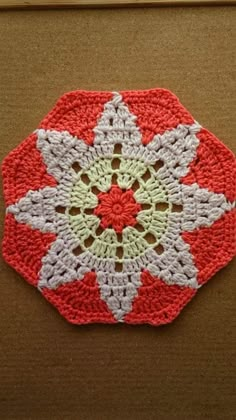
[125,271,196,326]
[39,91,113,145]
[182,209,236,286]
[121,88,194,145]
[42,273,116,325]
[182,128,236,202]
[94,185,141,233]
[2,133,57,206]
[2,214,56,286]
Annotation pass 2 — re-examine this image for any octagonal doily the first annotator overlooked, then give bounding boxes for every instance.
[2,89,235,325]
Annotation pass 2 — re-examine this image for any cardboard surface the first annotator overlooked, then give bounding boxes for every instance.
[0,7,235,420]
[1,0,235,10]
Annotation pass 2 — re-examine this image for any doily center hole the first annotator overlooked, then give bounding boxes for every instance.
[144,232,156,244]
[84,208,94,215]
[172,203,183,213]
[55,206,66,214]
[84,236,95,248]
[112,158,120,170]
[142,169,151,182]
[113,144,122,154]
[69,207,81,216]
[72,162,81,173]
[115,262,123,272]
[81,174,90,185]
[153,160,164,172]
[154,244,164,255]
[156,202,169,212]
[73,245,83,256]
[116,247,123,258]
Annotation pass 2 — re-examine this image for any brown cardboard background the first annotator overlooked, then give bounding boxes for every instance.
[0,7,235,420]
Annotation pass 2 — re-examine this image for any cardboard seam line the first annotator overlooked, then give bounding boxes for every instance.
[0,0,236,10]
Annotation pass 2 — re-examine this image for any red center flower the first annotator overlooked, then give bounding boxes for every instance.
[94,185,141,233]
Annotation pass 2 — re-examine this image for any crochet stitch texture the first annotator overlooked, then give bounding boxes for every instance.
[2,88,236,325]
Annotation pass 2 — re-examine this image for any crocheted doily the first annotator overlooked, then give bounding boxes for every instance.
[2,89,236,325]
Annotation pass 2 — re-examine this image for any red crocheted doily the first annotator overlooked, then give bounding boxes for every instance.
[2,88,235,325]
